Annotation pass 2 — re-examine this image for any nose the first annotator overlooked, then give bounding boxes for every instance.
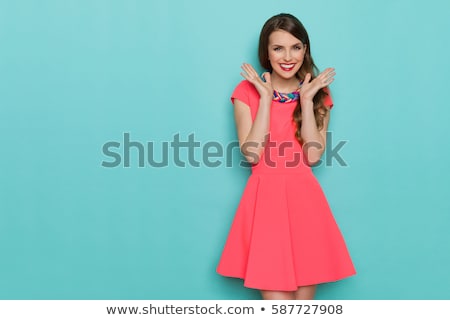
[284,50,292,61]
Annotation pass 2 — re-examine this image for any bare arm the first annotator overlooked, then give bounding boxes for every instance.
[300,103,331,165]
[233,64,273,164]
[299,68,335,165]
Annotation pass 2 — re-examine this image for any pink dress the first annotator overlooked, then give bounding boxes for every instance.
[216,80,356,291]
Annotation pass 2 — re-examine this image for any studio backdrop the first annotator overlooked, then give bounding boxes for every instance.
[0,0,449,299]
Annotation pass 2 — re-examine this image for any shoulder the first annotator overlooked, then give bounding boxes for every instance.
[230,80,262,120]
[231,80,260,105]
[235,79,257,92]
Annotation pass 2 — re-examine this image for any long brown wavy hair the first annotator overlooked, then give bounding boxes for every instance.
[258,13,330,144]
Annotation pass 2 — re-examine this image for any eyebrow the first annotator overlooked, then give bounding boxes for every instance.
[270,42,303,47]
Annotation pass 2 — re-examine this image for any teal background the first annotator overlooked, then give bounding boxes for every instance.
[1,0,449,299]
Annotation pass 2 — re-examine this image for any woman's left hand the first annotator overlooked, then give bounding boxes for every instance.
[299,68,335,104]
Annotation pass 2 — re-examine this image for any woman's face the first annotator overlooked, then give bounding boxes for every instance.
[268,30,306,80]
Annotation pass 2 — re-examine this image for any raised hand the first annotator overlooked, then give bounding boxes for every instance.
[299,68,335,104]
[240,63,273,100]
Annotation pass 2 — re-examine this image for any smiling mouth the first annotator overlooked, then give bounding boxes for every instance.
[280,63,295,71]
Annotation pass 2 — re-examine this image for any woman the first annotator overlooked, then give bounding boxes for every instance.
[217,13,356,300]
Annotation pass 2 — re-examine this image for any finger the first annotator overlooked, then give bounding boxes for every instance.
[241,68,257,83]
[264,72,271,84]
[240,65,255,81]
[318,68,334,76]
[261,71,271,84]
[316,68,335,84]
[304,73,312,84]
[326,71,336,78]
[240,72,250,81]
[316,76,334,89]
[241,69,264,86]
[325,68,336,81]
[241,63,258,78]
[320,72,335,84]
[324,68,335,80]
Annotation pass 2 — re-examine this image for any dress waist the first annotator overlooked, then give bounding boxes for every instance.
[250,163,312,175]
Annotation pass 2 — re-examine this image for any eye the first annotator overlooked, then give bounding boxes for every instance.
[273,47,282,52]
[294,45,303,50]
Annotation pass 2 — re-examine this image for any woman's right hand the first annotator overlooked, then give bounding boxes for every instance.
[240,63,273,100]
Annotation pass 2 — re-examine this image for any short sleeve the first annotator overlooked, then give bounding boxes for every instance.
[230,80,256,107]
[323,87,334,109]
[230,80,259,120]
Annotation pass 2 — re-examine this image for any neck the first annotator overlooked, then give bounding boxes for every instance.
[270,73,300,93]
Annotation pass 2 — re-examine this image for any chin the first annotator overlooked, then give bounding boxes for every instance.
[276,71,300,80]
